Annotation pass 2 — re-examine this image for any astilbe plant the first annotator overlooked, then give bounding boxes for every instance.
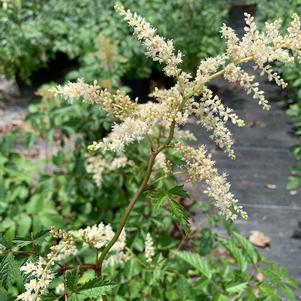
[16,4,301,300]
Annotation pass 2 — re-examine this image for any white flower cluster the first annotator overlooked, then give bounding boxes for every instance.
[224,63,269,109]
[114,4,182,77]
[153,152,171,175]
[86,153,132,186]
[89,118,149,153]
[70,223,126,251]
[175,142,247,220]
[54,6,301,219]
[17,235,74,301]
[69,223,128,267]
[17,223,128,301]
[144,233,155,263]
[17,257,55,301]
[53,79,138,120]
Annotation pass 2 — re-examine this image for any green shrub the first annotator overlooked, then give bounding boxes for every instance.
[0,0,230,80]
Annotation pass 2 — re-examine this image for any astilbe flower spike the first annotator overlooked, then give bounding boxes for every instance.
[53,6,301,222]
[145,233,155,264]
[17,223,128,301]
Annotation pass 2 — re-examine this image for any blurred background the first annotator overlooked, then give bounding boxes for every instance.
[0,0,300,295]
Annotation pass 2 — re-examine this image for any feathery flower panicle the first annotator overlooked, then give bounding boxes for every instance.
[224,63,270,110]
[254,64,287,88]
[190,99,236,159]
[86,153,132,187]
[199,88,245,126]
[17,234,74,301]
[175,142,247,220]
[196,55,226,84]
[70,223,128,267]
[53,79,138,120]
[54,7,301,220]
[17,257,55,301]
[114,4,182,77]
[88,118,150,153]
[145,233,155,263]
[154,152,172,175]
[17,223,128,301]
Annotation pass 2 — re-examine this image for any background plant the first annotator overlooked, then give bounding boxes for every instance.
[0,215,298,301]
[0,0,230,81]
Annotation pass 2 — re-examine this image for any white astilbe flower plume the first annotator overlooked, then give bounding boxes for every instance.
[17,236,75,301]
[89,118,150,153]
[145,233,155,263]
[17,223,129,301]
[114,4,182,77]
[175,142,247,220]
[86,153,132,187]
[224,63,269,109]
[53,6,301,220]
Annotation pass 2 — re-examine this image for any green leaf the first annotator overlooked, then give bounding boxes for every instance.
[65,269,80,293]
[218,295,231,301]
[232,232,258,264]
[0,253,16,289]
[33,229,50,245]
[220,239,248,272]
[174,251,212,279]
[149,189,168,207]
[259,283,281,301]
[16,214,32,237]
[0,235,12,250]
[168,185,190,198]
[169,199,190,234]
[150,188,190,233]
[226,282,248,293]
[287,176,300,190]
[77,277,116,298]
[281,285,296,301]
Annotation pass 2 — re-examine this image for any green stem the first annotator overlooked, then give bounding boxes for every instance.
[97,149,159,271]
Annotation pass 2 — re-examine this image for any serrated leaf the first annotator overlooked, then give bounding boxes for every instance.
[221,239,248,272]
[78,277,116,298]
[0,253,16,289]
[174,251,212,279]
[0,236,12,250]
[150,189,169,208]
[232,232,258,264]
[259,283,281,301]
[33,229,50,245]
[169,185,190,198]
[226,282,248,293]
[66,269,80,292]
[169,199,190,234]
[281,285,296,301]
[12,238,32,248]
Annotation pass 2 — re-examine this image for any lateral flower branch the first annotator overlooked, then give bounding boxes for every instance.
[53,5,301,274]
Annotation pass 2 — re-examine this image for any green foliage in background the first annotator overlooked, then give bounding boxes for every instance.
[0,213,298,300]
[0,87,179,238]
[0,0,230,80]
[250,0,301,189]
